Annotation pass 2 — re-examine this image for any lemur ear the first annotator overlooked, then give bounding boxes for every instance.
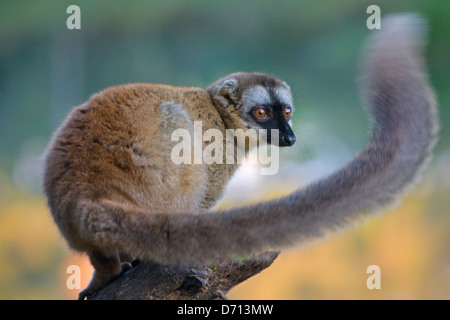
[207,77,239,108]
[219,78,240,107]
[219,79,238,97]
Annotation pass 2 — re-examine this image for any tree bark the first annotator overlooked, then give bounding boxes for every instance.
[88,251,280,300]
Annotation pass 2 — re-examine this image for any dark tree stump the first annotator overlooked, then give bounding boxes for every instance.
[88,251,280,300]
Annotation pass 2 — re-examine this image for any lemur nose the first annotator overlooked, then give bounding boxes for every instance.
[282,135,296,146]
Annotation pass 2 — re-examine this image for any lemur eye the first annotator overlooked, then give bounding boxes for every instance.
[284,106,292,118]
[254,107,268,119]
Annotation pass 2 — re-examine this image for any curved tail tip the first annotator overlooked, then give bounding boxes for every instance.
[375,13,428,48]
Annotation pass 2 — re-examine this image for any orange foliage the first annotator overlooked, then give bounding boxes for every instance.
[0,188,448,299]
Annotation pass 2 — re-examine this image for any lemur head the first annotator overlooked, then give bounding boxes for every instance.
[207,72,296,147]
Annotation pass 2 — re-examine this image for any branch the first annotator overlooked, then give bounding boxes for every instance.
[88,251,280,300]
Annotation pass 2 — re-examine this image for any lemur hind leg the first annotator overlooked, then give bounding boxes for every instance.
[78,250,131,300]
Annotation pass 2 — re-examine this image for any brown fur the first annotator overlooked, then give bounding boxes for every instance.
[44,74,290,298]
[43,14,438,299]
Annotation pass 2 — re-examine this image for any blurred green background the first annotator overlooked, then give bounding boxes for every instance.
[0,0,449,299]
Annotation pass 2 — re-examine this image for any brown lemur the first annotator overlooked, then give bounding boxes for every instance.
[43,14,438,300]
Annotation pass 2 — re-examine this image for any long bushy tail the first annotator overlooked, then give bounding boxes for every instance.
[80,13,438,264]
